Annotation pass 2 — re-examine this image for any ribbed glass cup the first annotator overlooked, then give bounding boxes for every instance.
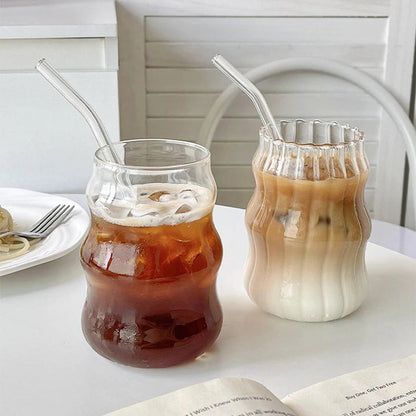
[245,120,371,322]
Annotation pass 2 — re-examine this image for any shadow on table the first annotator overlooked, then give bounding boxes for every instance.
[0,248,83,297]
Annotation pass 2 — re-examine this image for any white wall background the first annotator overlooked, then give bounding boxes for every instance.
[0,0,119,193]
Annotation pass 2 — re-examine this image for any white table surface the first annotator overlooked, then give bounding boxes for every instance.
[1,195,415,416]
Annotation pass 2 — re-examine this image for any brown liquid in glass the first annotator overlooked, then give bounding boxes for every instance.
[80,213,223,368]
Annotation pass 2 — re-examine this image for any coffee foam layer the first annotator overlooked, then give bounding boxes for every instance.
[90,183,213,227]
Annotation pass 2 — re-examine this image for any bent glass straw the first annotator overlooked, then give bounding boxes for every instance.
[212,55,282,141]
[35,58,122,164]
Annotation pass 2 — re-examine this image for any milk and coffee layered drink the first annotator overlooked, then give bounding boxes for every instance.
[245,121,371,322]
[81,139,222,368]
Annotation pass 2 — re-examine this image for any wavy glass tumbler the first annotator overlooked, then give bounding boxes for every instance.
[80,139,223,367]
[245,120,371,322]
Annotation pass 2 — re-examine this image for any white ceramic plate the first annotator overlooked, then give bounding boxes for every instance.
[0,188,90,277]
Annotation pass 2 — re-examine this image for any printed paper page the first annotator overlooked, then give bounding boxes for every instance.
[104,377,297,416]
[282,355,416,416]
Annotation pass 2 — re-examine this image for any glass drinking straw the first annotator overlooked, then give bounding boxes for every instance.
[212,55,282,141]
[35,58,122,164]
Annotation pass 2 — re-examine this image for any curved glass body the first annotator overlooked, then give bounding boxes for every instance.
[81,139,223,367]
[245,120,371,322]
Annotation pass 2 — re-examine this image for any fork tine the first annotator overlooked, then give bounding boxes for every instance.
[35,205,73,234]
[29,205,63,233]
[31,205,66,233]
[40,205,75,236]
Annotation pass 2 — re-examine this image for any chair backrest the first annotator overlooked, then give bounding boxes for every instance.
[198,58,416,227]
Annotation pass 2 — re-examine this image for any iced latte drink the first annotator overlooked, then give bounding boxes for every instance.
[81,140,222,367]
[245,120,371,322]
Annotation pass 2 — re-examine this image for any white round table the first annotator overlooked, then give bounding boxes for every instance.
[1,196,415,416]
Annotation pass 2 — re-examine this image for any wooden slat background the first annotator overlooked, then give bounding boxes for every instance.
[146,68,384,93]
[144,15,389,216]
[145,17,387,43]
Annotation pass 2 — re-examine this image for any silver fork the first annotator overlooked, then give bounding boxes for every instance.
[0,204,75,240]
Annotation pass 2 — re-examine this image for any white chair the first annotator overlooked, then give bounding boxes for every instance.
[198,57,416,225]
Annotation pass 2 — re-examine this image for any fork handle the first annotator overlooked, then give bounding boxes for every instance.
[0,231,42,240]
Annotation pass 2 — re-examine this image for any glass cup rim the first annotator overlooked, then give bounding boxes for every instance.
[261,119,365,148]
[94,138,211,172]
